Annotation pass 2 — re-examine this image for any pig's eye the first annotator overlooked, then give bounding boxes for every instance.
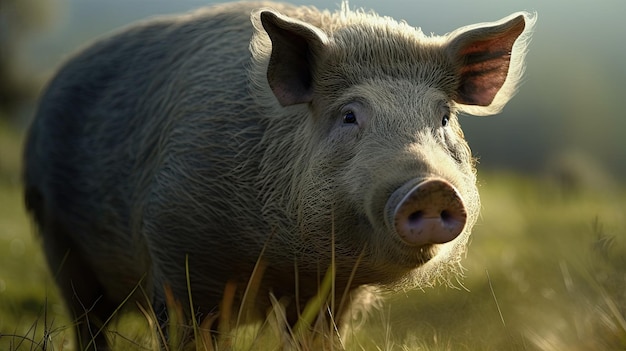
[442,115,449,127]
[343,110,357,124]
[441,107,451,127]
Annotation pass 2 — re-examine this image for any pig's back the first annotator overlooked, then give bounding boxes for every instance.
[22,2,295,300]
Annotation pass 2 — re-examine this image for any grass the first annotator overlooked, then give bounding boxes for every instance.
[0,122,624,350]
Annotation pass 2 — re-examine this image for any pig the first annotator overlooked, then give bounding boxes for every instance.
[23,1,535,349]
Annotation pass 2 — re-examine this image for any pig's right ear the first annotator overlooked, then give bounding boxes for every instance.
[446,12,536,116]
[260,10,329,106]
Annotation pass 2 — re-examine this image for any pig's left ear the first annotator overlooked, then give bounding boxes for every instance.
[260,10,329,106]
[446,12,536,116]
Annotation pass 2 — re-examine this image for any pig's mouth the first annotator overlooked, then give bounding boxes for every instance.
[384,178,467,247]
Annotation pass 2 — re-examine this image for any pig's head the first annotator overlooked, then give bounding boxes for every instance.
[251,7,535,286]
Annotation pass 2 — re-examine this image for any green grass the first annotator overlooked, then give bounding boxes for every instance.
[0,123,624,350]
[0,124,66,349]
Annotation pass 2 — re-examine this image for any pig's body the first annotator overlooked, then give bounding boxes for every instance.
[23,2,534,349]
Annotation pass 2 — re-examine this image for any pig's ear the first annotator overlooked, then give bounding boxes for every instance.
[446,12,536,116]
[260,10,329,106]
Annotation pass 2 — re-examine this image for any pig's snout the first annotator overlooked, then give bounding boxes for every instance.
[385,178,467,247]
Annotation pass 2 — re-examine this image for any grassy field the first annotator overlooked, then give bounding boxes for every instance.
[0,122,624,350]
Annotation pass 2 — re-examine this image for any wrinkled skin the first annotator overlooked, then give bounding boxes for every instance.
[23,2,534,349]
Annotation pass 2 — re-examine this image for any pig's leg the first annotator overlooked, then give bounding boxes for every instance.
[30,188,115,350]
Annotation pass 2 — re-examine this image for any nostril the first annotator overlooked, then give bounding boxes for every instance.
[407,211,423,225]
[440,210,451,222]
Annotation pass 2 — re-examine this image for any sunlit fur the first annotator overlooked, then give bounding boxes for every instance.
[23,1,534,346]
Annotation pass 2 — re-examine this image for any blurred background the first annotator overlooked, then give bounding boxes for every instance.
[3,0,625,182]
[1,0,624,350]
